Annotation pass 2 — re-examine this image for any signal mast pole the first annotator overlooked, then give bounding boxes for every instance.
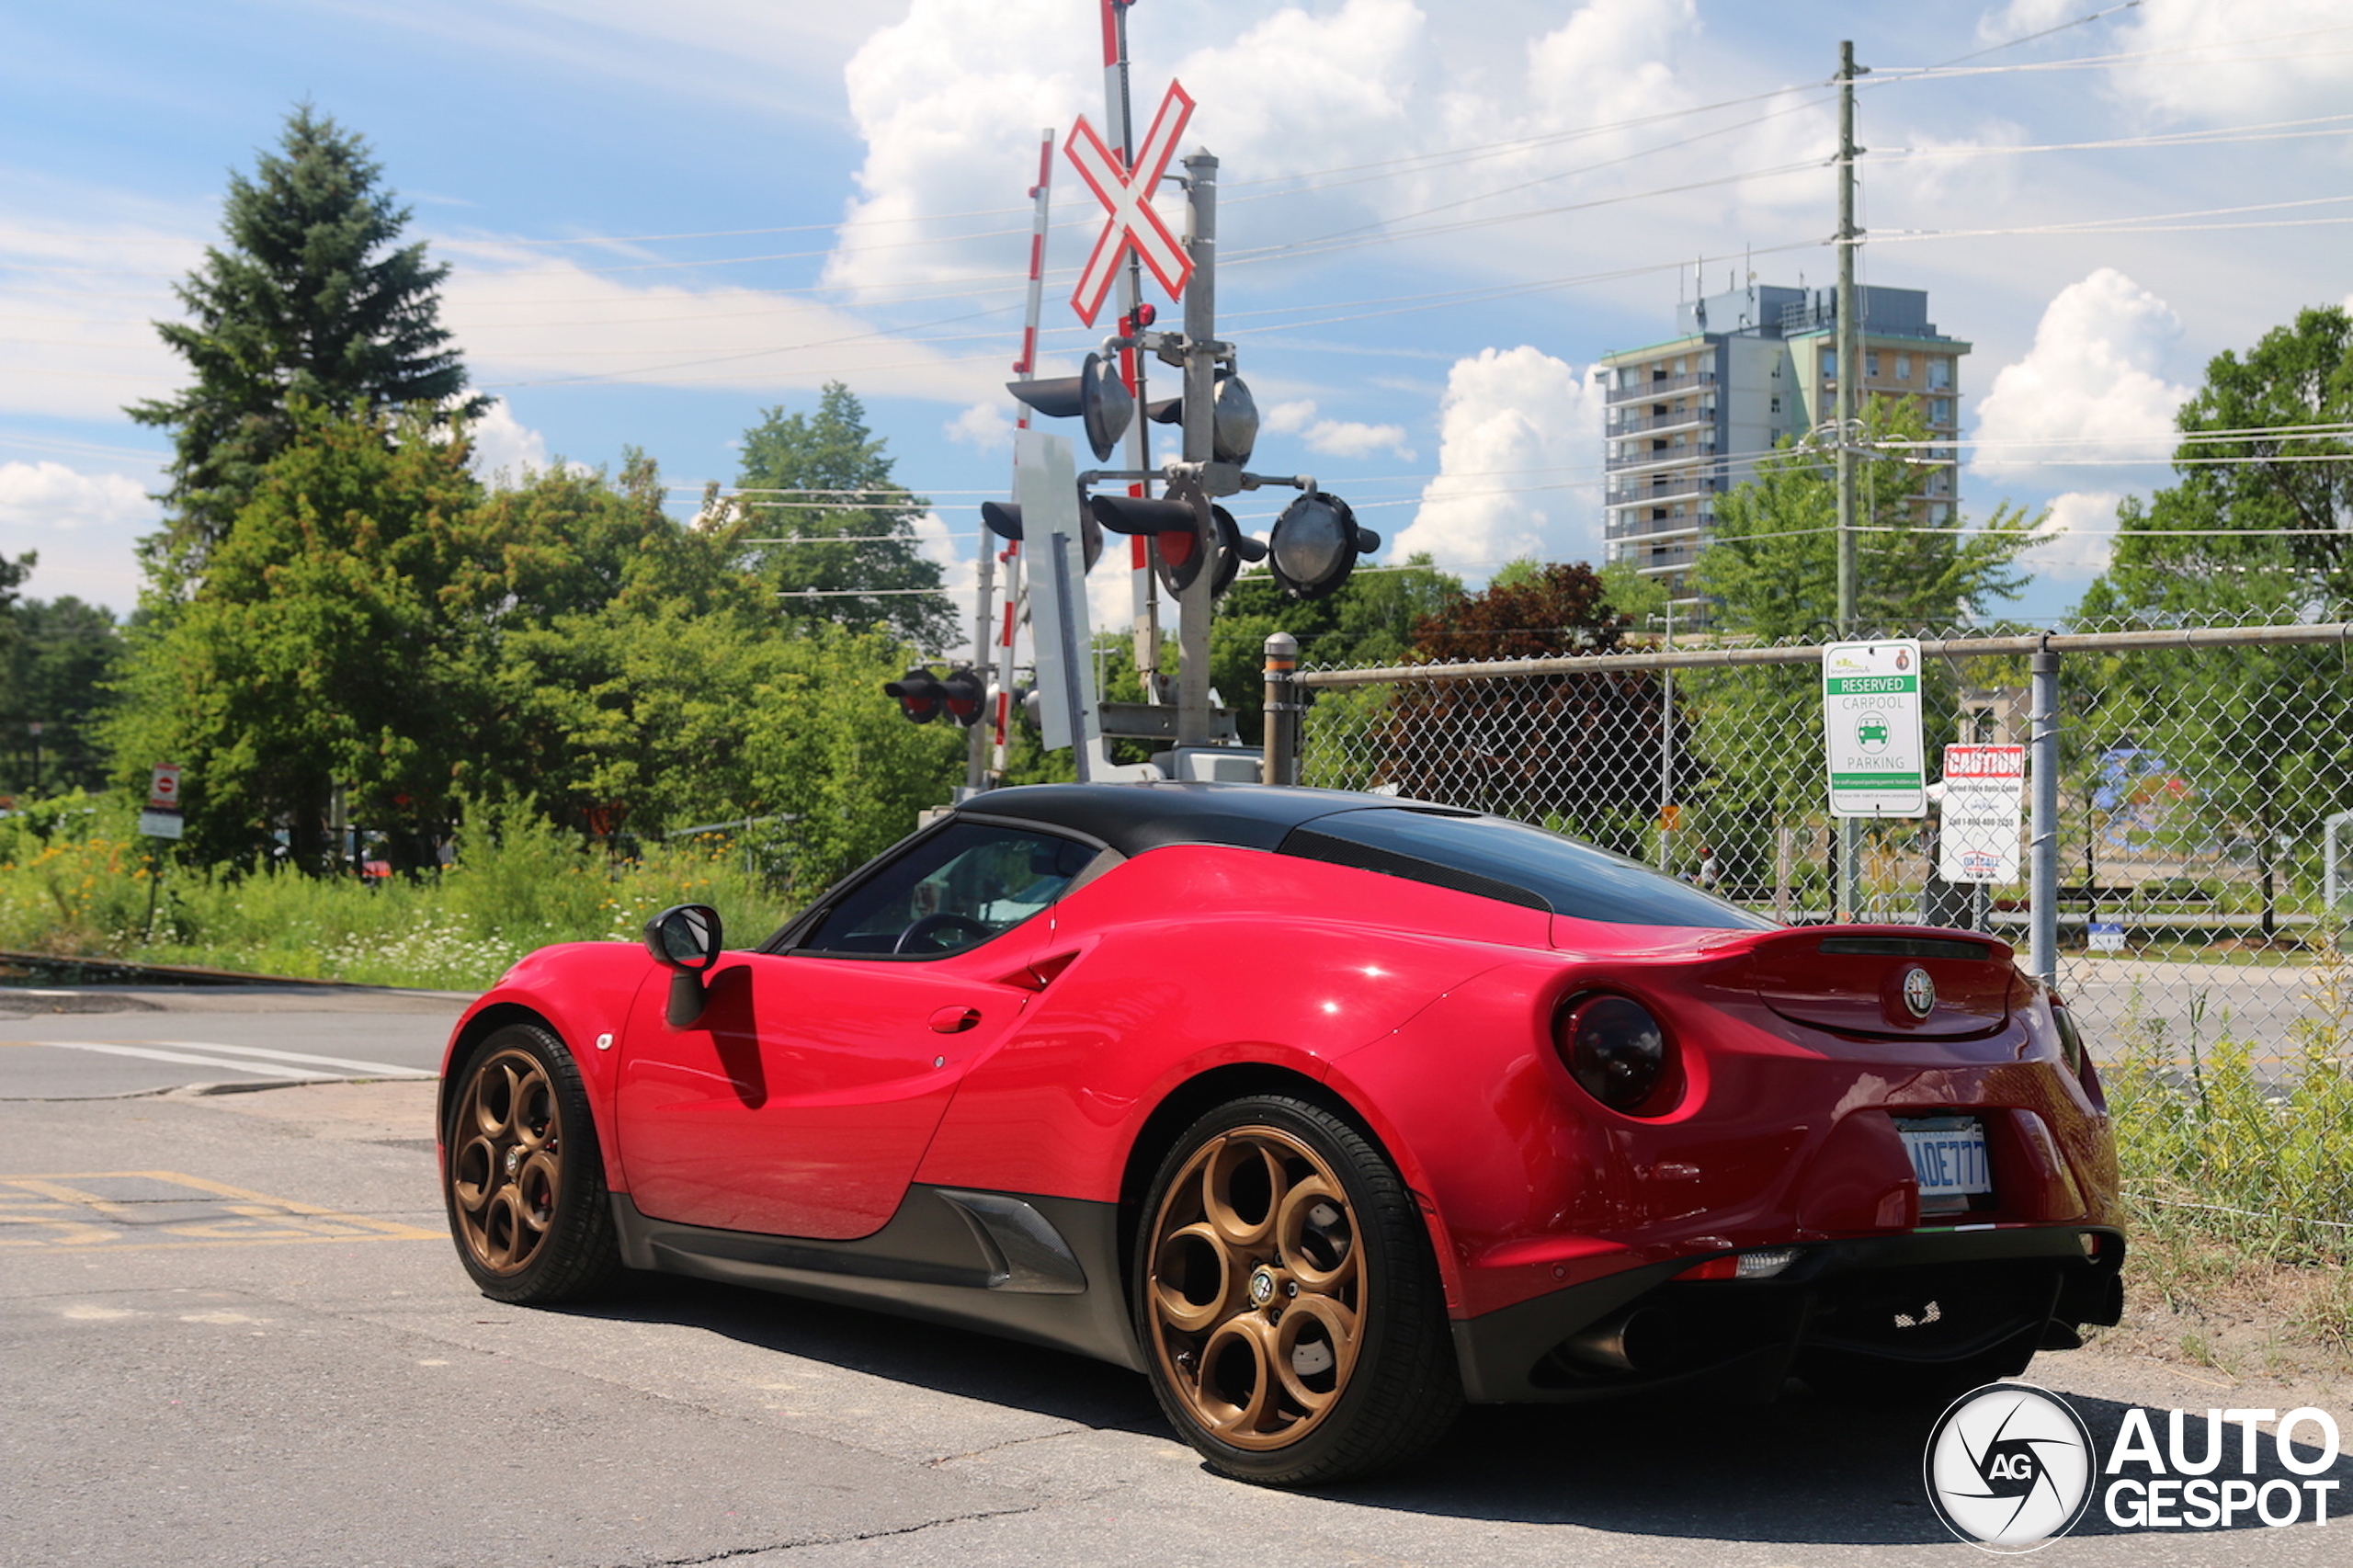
[1102,0,1162,682]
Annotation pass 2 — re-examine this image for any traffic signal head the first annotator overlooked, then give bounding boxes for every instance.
[938,666,986,727]
[1142,369,1259,465]
[884,665,988,727]
[1006,351,1134,461]
[1267,492,1379,599]
[978,501,1105,572]
[1208,504,1268,598]
[883,666,947,723]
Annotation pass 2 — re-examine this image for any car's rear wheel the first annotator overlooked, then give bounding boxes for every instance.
[1134,1094,1460,1486]
[444,1022,621,1304]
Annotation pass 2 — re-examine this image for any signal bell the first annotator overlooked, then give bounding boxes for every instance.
[1266,493,1378,600]
[1006,351,1134,461]
[1142,370,1259,465]
[979,500,1104,573]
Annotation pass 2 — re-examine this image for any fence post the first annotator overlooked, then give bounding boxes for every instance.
[2029,641,2060,986]
[1262,631,1299,786]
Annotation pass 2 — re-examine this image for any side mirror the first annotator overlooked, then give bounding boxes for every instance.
[642,904,723,1028]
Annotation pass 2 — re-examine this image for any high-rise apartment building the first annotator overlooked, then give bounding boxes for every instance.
[1599,283,1970,608]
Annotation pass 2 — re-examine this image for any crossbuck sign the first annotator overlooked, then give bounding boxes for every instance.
[1064,79,1195,324]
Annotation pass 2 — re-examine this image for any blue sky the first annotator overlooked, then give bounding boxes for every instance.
[4,0,2349,645]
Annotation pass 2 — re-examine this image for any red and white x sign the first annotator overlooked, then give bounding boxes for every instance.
[1065,79,1194,326]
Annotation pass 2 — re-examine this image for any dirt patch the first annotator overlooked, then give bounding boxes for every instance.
[188,1076,440,1144]
[2089,1223,2353,1398]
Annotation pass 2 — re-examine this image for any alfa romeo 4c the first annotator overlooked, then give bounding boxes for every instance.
[439,783,2122,1485]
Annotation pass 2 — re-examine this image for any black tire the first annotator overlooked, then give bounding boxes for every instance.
[1132,1094,1461,1486]
[442,1021,623,1304]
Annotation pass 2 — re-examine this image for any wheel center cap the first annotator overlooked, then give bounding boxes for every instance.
[504,1146,523,1176]
[1248,1267,1277,1307]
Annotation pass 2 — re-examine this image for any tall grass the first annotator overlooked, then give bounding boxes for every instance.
[0,792,794,991]
[2105,933,2353,1266]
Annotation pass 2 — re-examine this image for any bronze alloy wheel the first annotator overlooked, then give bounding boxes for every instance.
[1135,1096,1461,1485]
[442,1022,620,1304]
[450,1046,564,1276]
[1144,1123,1370,1452]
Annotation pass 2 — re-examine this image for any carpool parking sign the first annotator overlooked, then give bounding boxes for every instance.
[1824,639,1927,818]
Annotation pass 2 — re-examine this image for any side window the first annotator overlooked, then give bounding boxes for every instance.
[795,822,1102,959]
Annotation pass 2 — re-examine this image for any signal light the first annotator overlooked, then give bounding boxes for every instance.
[882,666,989,727]
[883,667,946,724]
[1554,994,1674,1115]
[1266,492,1379,600]
[979,500,1104,574]
[1142,369,1260,465]
[1006,350,1133,460]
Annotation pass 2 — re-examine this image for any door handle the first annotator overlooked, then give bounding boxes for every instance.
[928,1006,983,1034]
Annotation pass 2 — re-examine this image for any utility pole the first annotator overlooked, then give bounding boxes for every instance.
[1835,39,1863,634]
[1835,38,1866,922]
[1176,148,1219,748]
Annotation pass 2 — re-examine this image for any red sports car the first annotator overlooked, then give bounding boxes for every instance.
[438,783,2123,1486]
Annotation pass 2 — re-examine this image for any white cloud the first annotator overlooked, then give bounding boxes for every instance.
[1261,399,1414,460]
[2023,489,2121,581]
[0,460,159,610]
[438,248,1010,405]
[1972,268,2191,481]
[1392,346,1606,573]
[466,400,551,484]
[945,400,1016,450]
[1979,0,2353,121]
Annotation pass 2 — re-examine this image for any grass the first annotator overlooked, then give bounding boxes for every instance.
[2096,932,2353,1378]
[0,793,795,992]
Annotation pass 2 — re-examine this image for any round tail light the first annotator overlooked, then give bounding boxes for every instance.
[1555,994,1674,1115]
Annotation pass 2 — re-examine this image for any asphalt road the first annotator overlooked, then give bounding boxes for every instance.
[0,984,460,1098]
[3,988,2347,1566]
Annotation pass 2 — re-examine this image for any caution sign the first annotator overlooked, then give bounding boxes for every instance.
[1823,640,1927,818]
[1938,744,2025,883]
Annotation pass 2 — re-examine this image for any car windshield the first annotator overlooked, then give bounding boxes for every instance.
[1280,807,1776,929]
[796,821,1100,958]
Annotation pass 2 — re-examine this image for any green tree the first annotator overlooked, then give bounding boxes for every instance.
[730,384,953,651]
[2086,304,2350,608]
[107,403,486,871]
[1,595,123,796]
[1205,554,1461,741]
[1696,402,2043,639]
[129,106,483,572]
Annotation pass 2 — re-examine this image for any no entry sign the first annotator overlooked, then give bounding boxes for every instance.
[1822,640,1927,818]
[1065,79,1194,324]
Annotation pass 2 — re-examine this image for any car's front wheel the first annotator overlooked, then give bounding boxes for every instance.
[443,1021,622,1304]
[1134,1095,1461,1486]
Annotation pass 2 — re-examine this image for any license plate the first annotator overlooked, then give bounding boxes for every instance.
[1897,1117,1993,1198]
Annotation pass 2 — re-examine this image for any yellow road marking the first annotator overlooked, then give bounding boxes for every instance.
[0,1170,441,1249]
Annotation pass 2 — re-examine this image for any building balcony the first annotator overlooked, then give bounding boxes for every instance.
[1606,441,1717,473]
[1606,369,1715,404]
[1607,474,1723,505]
[1607,513,1709,542]
[1606,403,1715,437]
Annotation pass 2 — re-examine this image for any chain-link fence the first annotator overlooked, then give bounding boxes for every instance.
[1292,613,2353,1244]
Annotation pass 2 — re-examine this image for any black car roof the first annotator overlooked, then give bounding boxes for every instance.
[955,781,1446,857]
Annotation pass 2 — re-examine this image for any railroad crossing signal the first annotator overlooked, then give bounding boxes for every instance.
[1065,80,1195,324]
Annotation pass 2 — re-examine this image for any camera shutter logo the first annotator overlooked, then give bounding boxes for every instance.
[1924,1383,2097,1552]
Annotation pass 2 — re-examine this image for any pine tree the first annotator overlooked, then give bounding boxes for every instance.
[128,105,483,571]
